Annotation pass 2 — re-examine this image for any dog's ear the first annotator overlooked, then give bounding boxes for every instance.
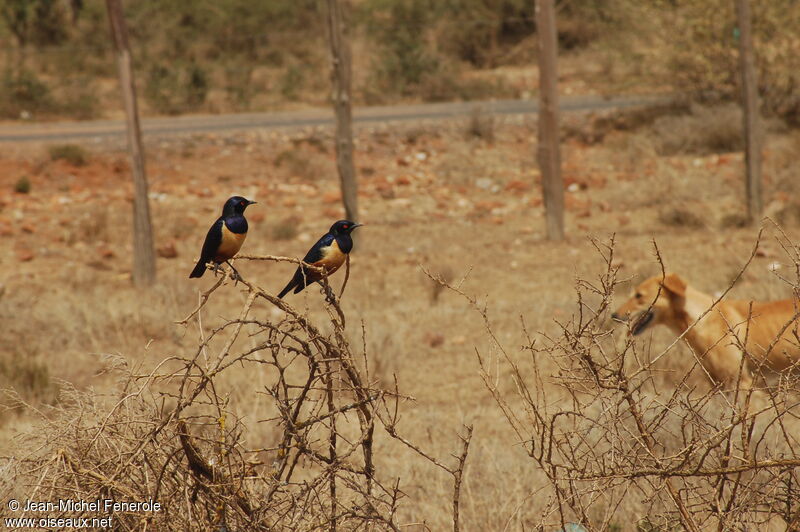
[661,273,687,298]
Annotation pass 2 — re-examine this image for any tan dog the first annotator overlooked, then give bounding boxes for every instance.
[612,273,800,389]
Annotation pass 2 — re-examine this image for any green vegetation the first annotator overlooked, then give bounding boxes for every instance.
[0,0,798,125]
[143,61,209,115]
[13,175,30,193]
[361,0,442,98]
[0,68,53,118]
[0,67,99,119]
[48,144,88,166]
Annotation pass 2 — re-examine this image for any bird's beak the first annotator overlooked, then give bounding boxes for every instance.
[352,223,364,229]
[247,200,257,205]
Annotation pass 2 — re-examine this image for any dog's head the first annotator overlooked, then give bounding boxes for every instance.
[611,273,687,335]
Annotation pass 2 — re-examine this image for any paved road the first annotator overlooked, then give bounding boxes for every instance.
[0,94,668,143]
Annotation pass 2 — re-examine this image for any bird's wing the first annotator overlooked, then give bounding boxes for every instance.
[279,233,336,296]
[199,218,224,262]
[302,233,335,265]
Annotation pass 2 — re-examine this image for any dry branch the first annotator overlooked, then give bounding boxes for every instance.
[434,233,800,530]
[8,256,461,531]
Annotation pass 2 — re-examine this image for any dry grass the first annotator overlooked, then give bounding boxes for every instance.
[2,108,800,529]
[7,232,800,530]
[444,234,800,530]
[3,262,476,530]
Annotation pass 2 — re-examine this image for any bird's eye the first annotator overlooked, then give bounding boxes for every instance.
[343,224,349,229]
[240,200,245,205]
[635,292,642,299]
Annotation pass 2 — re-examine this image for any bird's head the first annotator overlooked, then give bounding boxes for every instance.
[222,196,256,215]
[329,220,362,236]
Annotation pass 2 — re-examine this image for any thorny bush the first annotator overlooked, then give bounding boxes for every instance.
[429,230,800,531]
[1,255,471,531]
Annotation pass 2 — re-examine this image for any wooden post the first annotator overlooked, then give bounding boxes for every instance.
[325,0,359,223]
[106,0,156,286]
[536,0,564,241]
[734,0,763,220]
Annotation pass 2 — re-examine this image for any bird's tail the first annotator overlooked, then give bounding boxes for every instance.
[189,259,207,278]
[278,269,303,298]
[277,280,294,299]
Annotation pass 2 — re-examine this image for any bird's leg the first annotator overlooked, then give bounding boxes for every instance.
[212,263,222,277]
[226,261,243,283]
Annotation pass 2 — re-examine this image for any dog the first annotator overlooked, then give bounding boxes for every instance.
[612,273,800,390]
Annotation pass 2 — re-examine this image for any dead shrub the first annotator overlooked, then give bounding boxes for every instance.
[648,104,743,156]
[774,203,800,227]
[564,101,690,145]
[719,211,752,229]
[65,207,110,245]
[465,105,495,142]
[658,207,705,229]
[0,350,56,408]
[428,234,800,530]
[4,258,471,531]
[402,125,440,145]
[273,147,332,182]
[270,216,301,240]
[291,131,330,153]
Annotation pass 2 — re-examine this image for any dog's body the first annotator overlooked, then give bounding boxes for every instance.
[613,273,800,389]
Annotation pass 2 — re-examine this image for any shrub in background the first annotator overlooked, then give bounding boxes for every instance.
[1,0,71,48]
[648,103,743,156]
[361,0,442,98]
[13,176,31,194]
[1,0,800,121]
[635,0,800,126]
[0,68,54,119]
[48,144,88,166]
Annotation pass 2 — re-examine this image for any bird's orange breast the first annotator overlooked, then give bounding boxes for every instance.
[215,224,247,262]
[313,239,346,274]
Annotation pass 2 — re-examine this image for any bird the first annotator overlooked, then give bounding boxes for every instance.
[189,196,256,280]
[277,220,362,299]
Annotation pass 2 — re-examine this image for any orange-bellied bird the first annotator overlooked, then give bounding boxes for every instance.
[189,196,256,280]
[278,220,362,299]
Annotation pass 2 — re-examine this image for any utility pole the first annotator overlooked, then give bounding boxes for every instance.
[734,0,763,220]
[325,0,359,223]
[535,0,564,241]
[106,0,156,286]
